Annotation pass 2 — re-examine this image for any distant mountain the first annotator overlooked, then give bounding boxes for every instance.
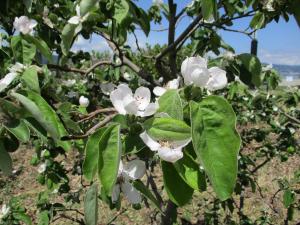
[273,64,300,80]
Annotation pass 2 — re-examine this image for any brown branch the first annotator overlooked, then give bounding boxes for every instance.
[47,64,86,74]
[84,60,113,76]
[168,0,177,78]
[78,107,116,123]
[62,113,117,140]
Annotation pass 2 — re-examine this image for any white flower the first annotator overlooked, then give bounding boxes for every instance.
[54,3,60,8]
[223,51,235,60]
[63,79,76,87]
[115,57,122,65]
[38,163,47,173]
[68,5,89,25]
[153,0,163,6]
[110,84,158,117]
[79,96,89,107]
[123,72,134,81]
[100,82,116,95]
[13,16,37,35]
[139,131,191,163]
[158,77,164,83]
[0,63,25,93]
[153,78,180,97]
[0,204,10,220]
[112,159,146,204]
[181,56,227,91]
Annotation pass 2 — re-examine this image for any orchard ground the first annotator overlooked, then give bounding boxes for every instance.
[1,127,299,225]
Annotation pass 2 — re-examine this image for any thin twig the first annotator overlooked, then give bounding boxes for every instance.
[106,208,127,225]
[78,107,116,123]
[62,113,117,140]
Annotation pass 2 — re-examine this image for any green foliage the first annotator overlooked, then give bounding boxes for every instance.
[0,140,13,175]
[162,161,194,206]
[157,90,183,120]
[98,124,121,196]
[84,183,99,225]
[190,96,241,200]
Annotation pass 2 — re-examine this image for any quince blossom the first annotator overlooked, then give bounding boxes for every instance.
[0,63,25,93]
[112,160,146,204]
[139,131,191,163]
[13,16,37,35]
[110,84,158,117]
[153,78,180,97]
[181,56,227,91]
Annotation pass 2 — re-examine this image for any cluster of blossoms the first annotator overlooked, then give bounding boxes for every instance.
[105,56,227,163]
[13,16,37,35]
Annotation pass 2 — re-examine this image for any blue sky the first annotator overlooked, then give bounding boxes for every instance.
[73,0,300,65]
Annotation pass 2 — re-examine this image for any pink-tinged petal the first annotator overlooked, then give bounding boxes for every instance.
[121,181,142,204]
[207,67,228,91]
[139,131,161,151]
[134,87,151,110]
[153,86,166,97]
[111,184,121,203]
[123,159,146,180]
[157,147,183,163]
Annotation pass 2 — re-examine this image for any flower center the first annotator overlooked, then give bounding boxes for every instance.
[159,140,173,148]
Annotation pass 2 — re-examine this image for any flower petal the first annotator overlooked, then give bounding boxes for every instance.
[110,89,127,115]
[111,184,121,203]
[207,67,228,91]
[123,159,146,180]
[190,67,210,87]
[139,131,161,151]
[68,16,81,24]
[171,138,192,149]
[153,86,166,97]
[121,181,142,204]
[157,147,183,163]
[124,99,139,115]
[139,102,158,117]
[166,78,180,89]
[134,87,151,110]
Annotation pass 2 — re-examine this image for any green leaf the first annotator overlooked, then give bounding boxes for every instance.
[250,12,265,30]
[174,151,206,191]
[4,119,30,142]
[61,23,78,56]
[113,0,130,24]
[23,35,52,62]
[83,127,107,181]
[202,0,217,20]
[84,183,98,225]
[80,0,99,16]
[129,2,150,36]
[283,190,295,208]
[158,90,183,120]
[132,180,163,213]
[144,117,191,141]
[11,91,71,151]
[162,161,194,206]
[291,0,300,27]
[21,66,40,93]
[11,36,36,64]
[37,211,49,225]
[238,53,262,87]
[190,96,241,200]
[98,124,122,196]
[0,141,13,176]
[13,212,32,225]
